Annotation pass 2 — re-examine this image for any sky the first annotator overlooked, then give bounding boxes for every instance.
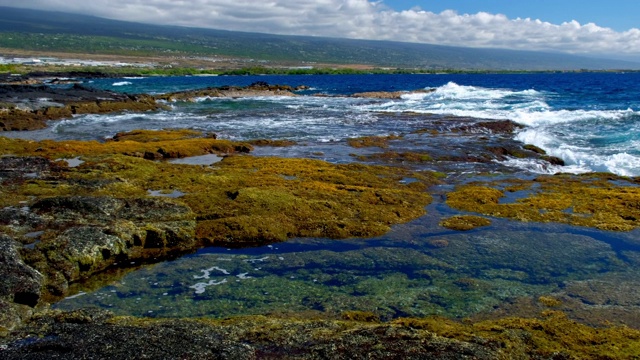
[2,0,640,60]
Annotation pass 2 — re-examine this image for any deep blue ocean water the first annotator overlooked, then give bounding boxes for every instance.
[12,72,640,176]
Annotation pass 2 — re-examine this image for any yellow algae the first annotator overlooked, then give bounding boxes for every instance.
[538,296,562,307]
[439,215,491,231]
[0,129,251,159]
[347,135,402,148]
[246,139,297,147]
[446,175,640,231]
[356,151,433,163]
[108,129,206,142]
[341,311,380,322]
[394,311,640,359]
[0,134,438,245]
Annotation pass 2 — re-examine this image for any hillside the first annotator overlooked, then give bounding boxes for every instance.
[0,6,639,70]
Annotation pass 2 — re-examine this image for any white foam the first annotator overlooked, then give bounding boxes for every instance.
[189,279,228,294]
[112,81,132,86]
[500,158,591,175]
[193,266,230,279]
[559,150,640,177]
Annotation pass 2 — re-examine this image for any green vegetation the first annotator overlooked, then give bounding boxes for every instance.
[0,32,217,57]
[2,7,639,70]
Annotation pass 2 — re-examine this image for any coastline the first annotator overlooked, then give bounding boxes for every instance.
[1,74,640,359]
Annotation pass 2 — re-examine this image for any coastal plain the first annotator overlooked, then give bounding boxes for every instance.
[2,75,640,359]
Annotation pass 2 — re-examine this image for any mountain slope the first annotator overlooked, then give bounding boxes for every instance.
[0,6,638,70]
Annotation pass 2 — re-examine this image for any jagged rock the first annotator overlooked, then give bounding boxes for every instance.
[24,196,196,296]
[542,155,566,166]
[0,85,161,131]
[0,156,60,180]
[0,235,43,308]
[453,120,524,134]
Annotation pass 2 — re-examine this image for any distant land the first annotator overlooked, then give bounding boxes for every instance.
[0,6,639,71]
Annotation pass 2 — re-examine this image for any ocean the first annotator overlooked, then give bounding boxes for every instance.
[22,72,640,324]
[8,72,640,176]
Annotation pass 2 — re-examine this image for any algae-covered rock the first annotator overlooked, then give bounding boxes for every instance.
[23,196,197,295]
[439,215,491,231]
[0,235,42,332]
[3,309,640,359]
[0,133,436,303]
[446,175,640,231]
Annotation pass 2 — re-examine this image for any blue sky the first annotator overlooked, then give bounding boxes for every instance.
[3,0,640,59]
[385,0,638,32]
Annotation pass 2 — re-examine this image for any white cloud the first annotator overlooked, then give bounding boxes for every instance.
[3,0,640,57]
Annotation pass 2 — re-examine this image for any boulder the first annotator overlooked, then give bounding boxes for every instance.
[0,235,43,308]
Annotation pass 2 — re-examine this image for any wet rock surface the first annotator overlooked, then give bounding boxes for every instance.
[0,84,160,131]
[0,235,43,308]
[156,81,299,102]
[0,309,497,360]
[0,154,197,330]
[2,308,639,360]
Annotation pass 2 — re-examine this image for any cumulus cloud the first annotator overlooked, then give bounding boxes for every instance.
[3,0,640,57]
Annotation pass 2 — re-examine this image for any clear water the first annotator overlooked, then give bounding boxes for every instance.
[11,73,640,324]
[55,197,640,322]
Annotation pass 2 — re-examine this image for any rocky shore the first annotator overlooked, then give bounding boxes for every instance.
[2,77,640,359]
